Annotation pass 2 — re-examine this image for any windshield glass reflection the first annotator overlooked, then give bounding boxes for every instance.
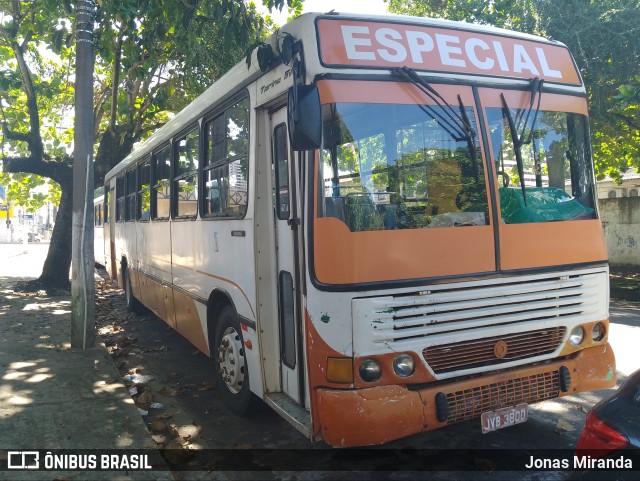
[318,102,488,232]
[486,109,596,224]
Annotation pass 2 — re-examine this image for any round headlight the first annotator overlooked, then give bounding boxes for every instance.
[592,323,605,342]
[359,359,381,382]
[569,326,585,346]
[393,354,415,377]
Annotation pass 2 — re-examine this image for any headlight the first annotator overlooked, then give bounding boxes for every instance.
[569,326,585,346]
[392,354,415,377]
[592,323,605,342]
[358,359,381,382]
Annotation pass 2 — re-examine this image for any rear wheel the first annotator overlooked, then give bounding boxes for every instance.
[215,306,258,415]
[124,267,143,313]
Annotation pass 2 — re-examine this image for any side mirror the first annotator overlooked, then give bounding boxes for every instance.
[288,85,321,151]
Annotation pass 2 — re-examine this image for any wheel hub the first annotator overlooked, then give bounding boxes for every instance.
[218,327,245,394]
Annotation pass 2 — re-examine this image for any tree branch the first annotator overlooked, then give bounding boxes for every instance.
[3,156,72,187]
[613,112,640,131]
[11,40,45,160]
[139,121,167,136]
[1,121,31,143]
[109,25,126,131]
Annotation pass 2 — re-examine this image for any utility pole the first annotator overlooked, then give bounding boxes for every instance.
[71,0,95,349]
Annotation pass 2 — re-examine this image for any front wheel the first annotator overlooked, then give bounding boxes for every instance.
[215,306,259,415]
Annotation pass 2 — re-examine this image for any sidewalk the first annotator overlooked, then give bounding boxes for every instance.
[0,244,172,480]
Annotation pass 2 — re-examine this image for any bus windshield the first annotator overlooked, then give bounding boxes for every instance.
[486,107,596,224]
[318,102,488,232]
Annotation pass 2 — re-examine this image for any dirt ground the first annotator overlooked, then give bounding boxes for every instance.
[610,269,640,302]
[93,272,315,477]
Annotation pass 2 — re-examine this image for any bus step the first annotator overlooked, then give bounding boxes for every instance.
[264,392,312,439]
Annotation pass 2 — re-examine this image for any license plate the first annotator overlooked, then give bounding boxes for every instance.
[481,403,528,433]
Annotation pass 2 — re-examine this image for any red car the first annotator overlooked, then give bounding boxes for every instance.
[571,369,640,480]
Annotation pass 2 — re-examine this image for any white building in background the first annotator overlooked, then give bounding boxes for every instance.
[596,168,640,199]
[597,168,640,268]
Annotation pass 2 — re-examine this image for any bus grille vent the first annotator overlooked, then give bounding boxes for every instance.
[444,370,560,424]
[423,327,566,373]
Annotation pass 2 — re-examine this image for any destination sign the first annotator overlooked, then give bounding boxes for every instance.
[317,19,581,85]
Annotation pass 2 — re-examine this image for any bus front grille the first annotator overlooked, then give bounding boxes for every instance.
[444,370,560,424]
[352,267,608,378]
[423,327,566,373]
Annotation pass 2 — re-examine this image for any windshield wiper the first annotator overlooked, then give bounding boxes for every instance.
[500,77,544,206]
[393,66,479,177]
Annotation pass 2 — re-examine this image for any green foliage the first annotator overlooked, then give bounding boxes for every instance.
[1,0,304,189]
[387,0,640,179]
[0,172,59,212]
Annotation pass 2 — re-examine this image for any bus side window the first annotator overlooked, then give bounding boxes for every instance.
[152,146,171,220]
[116,176,125,222]
[125,169,137,221]
[173,128,199,218]
[104,189,109,224]
[137,158,151,221]
[203,96,249,218]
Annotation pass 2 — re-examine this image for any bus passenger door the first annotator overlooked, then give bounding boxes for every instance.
[271,108,303,404]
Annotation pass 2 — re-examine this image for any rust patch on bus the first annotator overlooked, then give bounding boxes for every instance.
[317,385,424,447]
[172,289,209,356]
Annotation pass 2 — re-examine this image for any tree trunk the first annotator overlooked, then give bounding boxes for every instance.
[94,127,135,187]
[38,184,72,289]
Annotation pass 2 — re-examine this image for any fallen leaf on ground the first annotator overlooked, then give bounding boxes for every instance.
[114,346,133,358]
[143,345,168,353]
[168,388,185,397]
[149,419,167,432]
[137,390,152,405]
[151,434,167,446]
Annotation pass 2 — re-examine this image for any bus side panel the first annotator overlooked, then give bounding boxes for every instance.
[170,219,258,371]
[145,220,174,328]
[172,288,209,355]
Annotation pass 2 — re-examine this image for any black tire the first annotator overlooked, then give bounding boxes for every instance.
[123,267,143,313]
[215,306,259,415]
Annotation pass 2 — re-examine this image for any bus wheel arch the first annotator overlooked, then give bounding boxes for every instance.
[121,258,142,313]
[206,289,234,353]
[119,256,128,288]
[207,293,259,415]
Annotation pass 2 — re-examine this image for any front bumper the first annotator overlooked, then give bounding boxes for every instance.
[317,343,616,447]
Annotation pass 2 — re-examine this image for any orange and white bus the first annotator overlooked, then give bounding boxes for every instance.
[103,12,616,446]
